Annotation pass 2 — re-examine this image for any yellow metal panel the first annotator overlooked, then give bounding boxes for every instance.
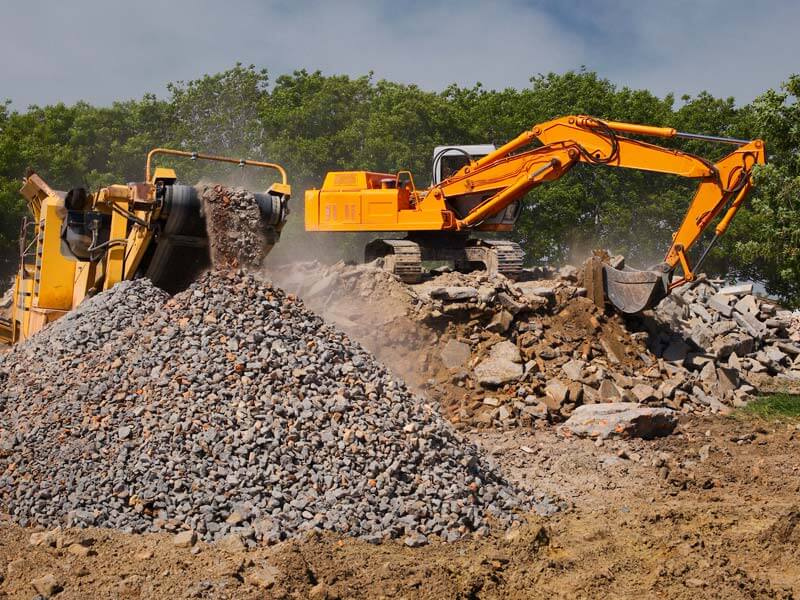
[72,262,93,308]
[35,199,76,310]
[103,208,128,290]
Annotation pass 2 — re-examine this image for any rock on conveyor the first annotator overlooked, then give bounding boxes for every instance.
[201,185,270,269]
[0,271,537,545]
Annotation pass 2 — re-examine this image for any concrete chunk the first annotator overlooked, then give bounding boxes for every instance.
[707,294,733,317]
[545,380,570,409]
[631,383,657,402]
[560,403,678,440]
[734,295,760,316]
[719,283,753,296]
[734,311,767,338]
[430,286,478,302]
[561,359,586,382]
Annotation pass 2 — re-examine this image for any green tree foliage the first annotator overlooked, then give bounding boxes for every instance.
[0,68,797,304]
[723,76,800,305]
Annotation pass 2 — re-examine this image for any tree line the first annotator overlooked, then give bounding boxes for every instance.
[1,65,797,305]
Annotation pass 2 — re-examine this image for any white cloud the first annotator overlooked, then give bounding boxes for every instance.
[0,0,797,108]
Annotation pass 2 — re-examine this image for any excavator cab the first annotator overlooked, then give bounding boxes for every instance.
[432,145,495,185]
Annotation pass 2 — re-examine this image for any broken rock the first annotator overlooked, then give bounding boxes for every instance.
[430,286,478,302]
[560,403,678,440]
[545,380,570,410]
[440,339,471,370]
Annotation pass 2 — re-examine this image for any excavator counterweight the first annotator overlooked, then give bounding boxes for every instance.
[305,115,765,313]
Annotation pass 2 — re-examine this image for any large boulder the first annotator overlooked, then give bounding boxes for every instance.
[560,403,678,440]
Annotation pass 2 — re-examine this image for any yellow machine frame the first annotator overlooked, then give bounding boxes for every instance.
[1,149,290,344]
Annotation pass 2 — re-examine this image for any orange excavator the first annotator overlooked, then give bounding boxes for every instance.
[304,115,765,313]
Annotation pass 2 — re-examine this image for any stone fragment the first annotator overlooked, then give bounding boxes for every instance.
[689,326,714,352]
[598,379,621,401]
[558,265,579,281]
[711,320,737,336]
[29,530,58,547]
[489,340,522,363]
[712,333,755,359]
[560,403,678,440]
[545,380,570,409]
[440,339,471,370]
[474,358,523,387]
[707,294,733,317]
[690,304,713,323]
[404,533,429,547]
[699,361,718,384]
[486,310,513,333]
[734,311,767,338]
[218,533,246,553]
[764,346,788,365]
[31,573,62,598]
[496,292,525,315]
[719,283,753,296]
[246,565,281,589]
[561,359,585,382]
[173,530,197,548]
[430,286,478,302]
[734,295,760,316]
[67,542,92,557]
[716,367,739,396]
[631,383,657,402]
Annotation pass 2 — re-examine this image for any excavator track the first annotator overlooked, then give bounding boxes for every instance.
[365,239,423,283]
[365,236,525,282]
[463,239,525,279]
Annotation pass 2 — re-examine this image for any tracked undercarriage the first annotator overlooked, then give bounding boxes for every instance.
[365,235,525,283]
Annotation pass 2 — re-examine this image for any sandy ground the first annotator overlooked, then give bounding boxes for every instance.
[1,414,798,599]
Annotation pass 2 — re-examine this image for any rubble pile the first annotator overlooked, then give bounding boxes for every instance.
[642,279,800,391]
[0,271,541,545]
[277,261,800,430]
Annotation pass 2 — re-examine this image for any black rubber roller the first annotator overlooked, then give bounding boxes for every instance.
[144,184,211,293]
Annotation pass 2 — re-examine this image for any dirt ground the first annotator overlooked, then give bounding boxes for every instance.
[1,414,798,599]
[3,263,799,598]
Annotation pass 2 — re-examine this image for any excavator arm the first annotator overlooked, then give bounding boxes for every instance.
[433,115,765,312]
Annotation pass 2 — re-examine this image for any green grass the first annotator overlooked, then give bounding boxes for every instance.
[739,393,800,420]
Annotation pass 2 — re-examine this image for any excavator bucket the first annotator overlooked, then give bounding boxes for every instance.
[584,256,671,314]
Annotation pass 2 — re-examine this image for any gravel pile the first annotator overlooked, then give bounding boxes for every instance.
[0,270,539,545]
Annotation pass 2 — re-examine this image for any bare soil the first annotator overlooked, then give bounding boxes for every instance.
[3,263,799,598]
[1,415,798,599]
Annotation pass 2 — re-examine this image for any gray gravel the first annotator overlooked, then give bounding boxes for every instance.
[0,270,539,544]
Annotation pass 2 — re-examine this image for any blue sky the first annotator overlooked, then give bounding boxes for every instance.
[1,0,798,108]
